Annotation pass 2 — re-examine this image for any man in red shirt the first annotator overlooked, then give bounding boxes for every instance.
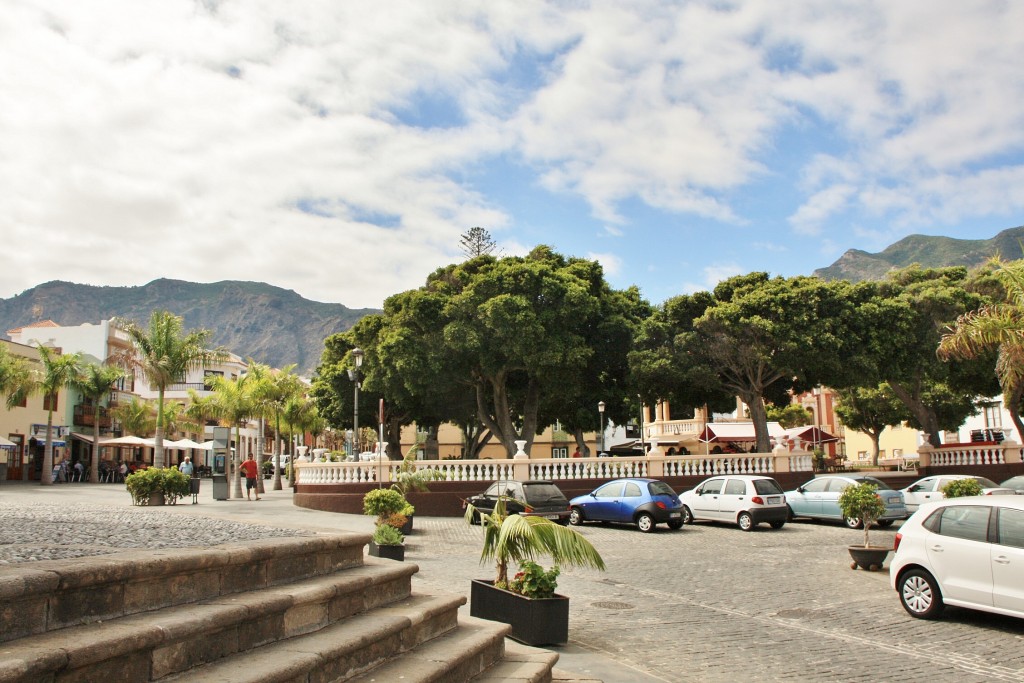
[239,454,261,501]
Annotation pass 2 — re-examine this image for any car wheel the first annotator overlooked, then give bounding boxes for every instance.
[636,512,655,533]
[682,506,694,524]
[569,507,584,526]
[769,520,785,529]
[667,519,684,530]
[877,519,895,528]
[898,569,945,619]
[844,515,863,529]
[737,511,754,531]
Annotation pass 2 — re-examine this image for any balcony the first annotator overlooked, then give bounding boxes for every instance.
[73,404,113,428]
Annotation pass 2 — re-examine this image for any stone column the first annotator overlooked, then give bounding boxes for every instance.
[513,440,530,481]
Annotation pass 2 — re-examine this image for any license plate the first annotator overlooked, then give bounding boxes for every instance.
[767,496,782,504]
[543,514,560,520]
[670,512,681,518]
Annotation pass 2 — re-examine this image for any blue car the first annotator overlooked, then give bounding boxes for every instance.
[784,474,908,529]
[568,478,684,532]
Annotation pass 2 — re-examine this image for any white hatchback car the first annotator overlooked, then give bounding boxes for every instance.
[891,496,1024,619]
[679,475,789,531]
[900,474,1016,512]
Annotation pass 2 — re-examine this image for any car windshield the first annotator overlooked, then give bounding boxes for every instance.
[858,476,893,490]
[523,483,566,504]
[973,477,1000,488]
[753,479,784,495]
[648,481,677,497]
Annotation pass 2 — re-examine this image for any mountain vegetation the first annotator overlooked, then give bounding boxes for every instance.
[814,225,1024,282]
[0,279,377,375]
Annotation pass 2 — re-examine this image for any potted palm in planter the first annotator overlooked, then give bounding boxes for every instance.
[464,495,605,646]
[838,481,889,571]
[363,488,409,559]
[389,447,445,534]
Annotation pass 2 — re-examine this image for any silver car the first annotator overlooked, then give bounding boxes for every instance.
[785,475,907,529]
[900,474,1016,512]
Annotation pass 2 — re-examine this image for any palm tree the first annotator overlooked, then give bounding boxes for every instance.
[264,365,303,490]
[242,361,274,494]
[283,393,313,487]
[111,396,156,436]
[32,346,83,486]
[114,311,224,468]
[207,373,256,499]
[72,362,126,483]
[0,344,33,409]
[182,389,220,469]
[938,257,1024,442]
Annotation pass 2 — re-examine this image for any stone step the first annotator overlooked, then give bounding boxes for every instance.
[470,640,559,683]
[160,593,475,683]
[0,558,424,683]
[345,615,511,683]
[0,533,369,643]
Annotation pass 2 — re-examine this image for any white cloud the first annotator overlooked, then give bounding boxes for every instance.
[586,252,623,278]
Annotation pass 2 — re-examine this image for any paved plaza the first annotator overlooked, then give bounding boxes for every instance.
[2,482,1023,682]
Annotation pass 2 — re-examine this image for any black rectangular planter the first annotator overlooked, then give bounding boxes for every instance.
[368,542,405,561]
[470,579,569,646]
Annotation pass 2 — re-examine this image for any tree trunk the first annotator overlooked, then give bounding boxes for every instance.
[91,404,102,483]
[232,425,243,499]
[1006,383,1024,444]
[870,430,882,467]
[154,388,166,469]
[887,381,943,447]
[745,392,772,453]
[257,418,266,494]
[573,428,589,457]
[41,410,54,486]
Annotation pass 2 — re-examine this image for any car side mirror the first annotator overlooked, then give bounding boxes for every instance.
[695,488,703,495]
[796,486,805,493]
[908,484,919,492]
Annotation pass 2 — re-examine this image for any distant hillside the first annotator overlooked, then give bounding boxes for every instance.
[0,279,379,375]
[814,225,1024,282]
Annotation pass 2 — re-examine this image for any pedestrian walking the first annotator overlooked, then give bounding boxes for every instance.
[239,454,260,501]
[179,456,193,476]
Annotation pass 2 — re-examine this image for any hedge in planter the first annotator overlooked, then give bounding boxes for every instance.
[369,523,405,561]
[125,467,191,506]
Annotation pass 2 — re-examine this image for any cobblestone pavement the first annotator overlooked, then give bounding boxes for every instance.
[3,483,1023,682]
[407,517,1024,683]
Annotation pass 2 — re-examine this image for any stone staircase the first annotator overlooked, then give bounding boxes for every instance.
[0,532,567,683]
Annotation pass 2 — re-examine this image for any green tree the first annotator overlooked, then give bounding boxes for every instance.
[114,311,224,468]
[206,373,256,499]
[72,362,126,483]
[938,257,1024,442]
[833,385,910,466]
[32,346,84,486]
[858,267,999,446]
[765,403,813,429]
[459,226,498,258]
[111,396,156,436]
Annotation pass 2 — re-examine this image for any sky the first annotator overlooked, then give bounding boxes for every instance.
[3,1,1023,310]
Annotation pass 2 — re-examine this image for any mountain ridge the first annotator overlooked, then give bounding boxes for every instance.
[0,278,377,375]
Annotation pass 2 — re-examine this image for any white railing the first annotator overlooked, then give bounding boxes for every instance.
[295,450,812,486]
[917,440,1022,468]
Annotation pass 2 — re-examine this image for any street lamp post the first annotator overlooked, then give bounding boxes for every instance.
[598,401,606,454]
[348,348,364,457]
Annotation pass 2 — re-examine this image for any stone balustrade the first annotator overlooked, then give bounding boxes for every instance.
[295,449,813,486]
[918,440,1023,468]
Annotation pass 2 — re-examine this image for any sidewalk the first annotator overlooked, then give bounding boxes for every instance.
[0,480,667,683]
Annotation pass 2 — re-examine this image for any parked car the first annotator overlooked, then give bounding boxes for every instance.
[900,474,1016,512]
[568,478,684,532]
[784,474,908,528]
[679,475,789,531]
[1001,475,1024,494]
[464,480,571,525]
[891,496,1024,620]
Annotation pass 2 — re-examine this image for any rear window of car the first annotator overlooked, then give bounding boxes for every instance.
[523,483,567,504]
[648,481,677,497]
[923,505,991,542]
[753,479,784,495]
[859,476,892,490]
[973,477,1000,488]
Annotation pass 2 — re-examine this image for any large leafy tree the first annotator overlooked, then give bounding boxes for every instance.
[114,310,224,468]
[639,274,859,453]
[72,362,126,483]
[833,385,911,465]
[32,346,84,486]
[858,266,999,446]
[938,257,1024,442]
[206,372,256,499]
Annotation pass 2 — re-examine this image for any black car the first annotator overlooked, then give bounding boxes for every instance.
[465,480,571,525]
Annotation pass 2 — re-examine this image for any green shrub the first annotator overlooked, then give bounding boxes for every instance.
[507,561,560,599]
[363,488,409,524]
[372,523,404,546]
[942,478,983,498]
[838,482,887,548]
[125,467,191,506]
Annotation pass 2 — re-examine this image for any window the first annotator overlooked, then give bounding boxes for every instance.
[998,508,1024,549]
[984,402,1003,428]
[933,506,991,543]
[43,392,58,411]
[552,447,568,458]
[700,479,724,495]
[594,482,624,498]
[801,478,829,493]
[724,479,746,495]
[753,479,784,495]
[623,482,642,497]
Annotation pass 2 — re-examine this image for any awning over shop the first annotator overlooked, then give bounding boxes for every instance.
[697,422,786,443]
[782,426,839,445]
[0,436,16,449]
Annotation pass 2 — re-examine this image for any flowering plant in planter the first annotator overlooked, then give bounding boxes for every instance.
[506,561,559,599]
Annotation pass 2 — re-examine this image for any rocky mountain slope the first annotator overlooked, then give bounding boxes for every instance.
[0,279,378,375]
[813,225,1024,282]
